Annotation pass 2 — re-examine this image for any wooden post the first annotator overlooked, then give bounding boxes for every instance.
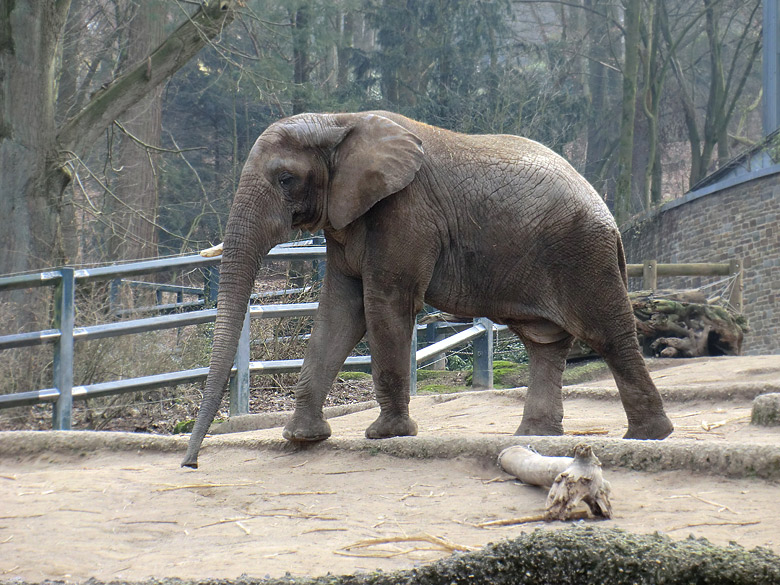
[642,259,658,291]
[229,304,251,416]
[52,268,75,430]
[471,318,494,390]
[729,258,743,313]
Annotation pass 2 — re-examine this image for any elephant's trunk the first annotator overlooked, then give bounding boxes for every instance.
[182,185,288,468]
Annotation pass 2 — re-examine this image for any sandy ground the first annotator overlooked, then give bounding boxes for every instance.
[1,355,779,583]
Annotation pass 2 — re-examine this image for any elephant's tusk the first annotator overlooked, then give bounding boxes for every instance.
[200,242,224,257]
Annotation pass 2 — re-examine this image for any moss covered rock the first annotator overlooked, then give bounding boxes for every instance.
[36,526,778,585]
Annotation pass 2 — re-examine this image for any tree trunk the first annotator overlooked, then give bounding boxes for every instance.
[614,0,641,225]
[292,3,311,115]
[337,12,355,91]
[0,1,72,275]
[110,0,165,261]
[583,0,617,204]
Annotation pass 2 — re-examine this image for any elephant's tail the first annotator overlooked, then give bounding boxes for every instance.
[616,234,628,288]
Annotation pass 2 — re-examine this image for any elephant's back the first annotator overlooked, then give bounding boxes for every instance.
[370,111,614,228]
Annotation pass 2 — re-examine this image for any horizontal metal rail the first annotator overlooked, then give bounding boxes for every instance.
[123,280,206,296]
[0,328,63,350]
[112,286,314,318]
[417,322,489,365]
[0,356,373,409]
[0,245,327,292]
[0,303,321,351]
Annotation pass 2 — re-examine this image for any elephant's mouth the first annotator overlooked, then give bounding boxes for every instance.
[292,207,327,232]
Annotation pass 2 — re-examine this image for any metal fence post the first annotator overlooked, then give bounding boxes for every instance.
[53,268,75,429]
[203,265,220,307]
[471,317,493,390]
[109,278,120,315]
[229,304,251,416]
[425,322,447,369]
[409,322,418,396]
[312,234,326,282]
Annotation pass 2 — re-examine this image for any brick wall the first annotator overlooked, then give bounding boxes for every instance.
[621,173,780,355]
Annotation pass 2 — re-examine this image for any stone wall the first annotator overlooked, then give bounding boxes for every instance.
[621,173,780,355]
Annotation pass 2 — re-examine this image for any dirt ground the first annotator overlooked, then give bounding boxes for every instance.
[1,355,780,583]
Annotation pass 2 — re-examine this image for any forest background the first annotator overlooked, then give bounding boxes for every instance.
[0,0,764,273]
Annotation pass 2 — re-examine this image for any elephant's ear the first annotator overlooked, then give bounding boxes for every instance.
[328,113,424,230]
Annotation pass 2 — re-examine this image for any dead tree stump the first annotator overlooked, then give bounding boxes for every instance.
[631,290,748,358]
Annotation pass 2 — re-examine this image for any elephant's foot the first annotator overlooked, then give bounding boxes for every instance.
[282,412,332,443]
[365,413,418,439]
[514,418,564,437]
[623,414,674,440]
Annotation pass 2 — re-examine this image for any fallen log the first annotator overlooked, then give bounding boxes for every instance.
[497,444,612,520]
[631,290,748,357]
[569,290,748,360]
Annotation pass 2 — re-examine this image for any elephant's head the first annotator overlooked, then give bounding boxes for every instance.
[181,112,424,468]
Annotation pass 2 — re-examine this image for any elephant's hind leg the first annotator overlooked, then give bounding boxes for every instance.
[577,310,673,440]
[513,330,574,437]
[602,337,673,440]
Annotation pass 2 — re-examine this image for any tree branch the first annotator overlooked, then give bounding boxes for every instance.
[57,0,235,155]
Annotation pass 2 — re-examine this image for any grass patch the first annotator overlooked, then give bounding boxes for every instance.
[417,384,465,395]
[337,371,372,381]
[412,358,611,396]
[562,359,610,385]
[416,369,446,381]
[493,360,528,388]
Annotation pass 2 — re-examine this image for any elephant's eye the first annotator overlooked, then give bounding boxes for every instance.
[278,172,296,191]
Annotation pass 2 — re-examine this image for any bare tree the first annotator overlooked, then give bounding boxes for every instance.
[615,0,642,224]
[0,0,235,274]
[109,0,166,261]
[663,0,762,188]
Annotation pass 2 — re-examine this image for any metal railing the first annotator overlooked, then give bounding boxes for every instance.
[0,244,499,430]
[0,252,744,431]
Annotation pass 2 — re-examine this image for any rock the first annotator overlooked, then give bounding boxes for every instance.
[751,393,780,426]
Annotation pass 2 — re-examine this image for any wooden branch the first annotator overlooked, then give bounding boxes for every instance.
[497,446,573,487]
[476,509,590,528]
[498,444,613,521]
[57,0,235,155]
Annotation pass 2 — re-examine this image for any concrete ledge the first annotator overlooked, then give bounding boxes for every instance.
[213,383,780,437]
[2,430,779,480]
[565,382,780,402]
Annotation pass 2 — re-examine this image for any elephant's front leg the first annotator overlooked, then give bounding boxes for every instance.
[283,270,366,442]
[363,287,419,439]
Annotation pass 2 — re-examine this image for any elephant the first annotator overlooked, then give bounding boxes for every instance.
[181,111,673,468]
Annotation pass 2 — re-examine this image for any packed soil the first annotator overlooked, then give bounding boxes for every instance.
[1,355,779,583]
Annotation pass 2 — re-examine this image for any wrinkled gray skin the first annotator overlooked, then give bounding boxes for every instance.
[182,112,673,468]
